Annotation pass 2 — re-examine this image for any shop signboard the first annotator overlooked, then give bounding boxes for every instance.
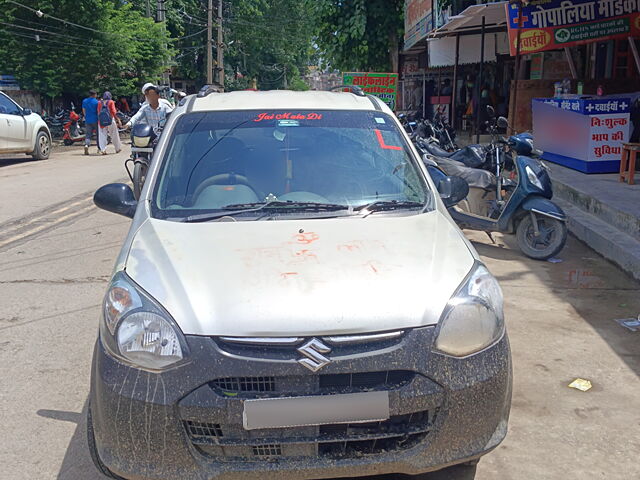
[530,53,545,79]
[404,0,433,50]
[506,0,640,56]
[342,72,399,110]
[532,97,631,173]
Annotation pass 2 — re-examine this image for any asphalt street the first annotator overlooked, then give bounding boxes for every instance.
[0,145,639,479]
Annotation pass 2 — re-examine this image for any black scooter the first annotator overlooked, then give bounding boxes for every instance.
[425,108,568,260]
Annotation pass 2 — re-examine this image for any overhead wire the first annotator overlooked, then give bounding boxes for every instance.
[6,0,129,38]
[3,30,106,50]
[0,21,106,46]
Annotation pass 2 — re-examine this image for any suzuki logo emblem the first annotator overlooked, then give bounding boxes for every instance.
[297,338,331,372]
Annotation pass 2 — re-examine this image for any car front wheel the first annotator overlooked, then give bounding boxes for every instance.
[31,131,51,160]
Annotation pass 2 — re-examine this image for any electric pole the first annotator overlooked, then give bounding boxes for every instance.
[207,0,213,84]
[217,0,224,88]
[146,0,151,18]
[157,0,170,86]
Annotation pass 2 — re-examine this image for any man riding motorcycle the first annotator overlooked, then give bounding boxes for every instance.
[124,83,173,133]
[124,84,174,200]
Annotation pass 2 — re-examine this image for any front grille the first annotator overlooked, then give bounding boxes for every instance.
[208,371,415,398]
[184,421,223,440]
[319,371,414,392]
[214,331,405,361]
[211,376,276,393]
[188,409,436,460]
[252,444,282,457]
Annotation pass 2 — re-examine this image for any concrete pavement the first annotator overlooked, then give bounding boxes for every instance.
[0,146,639,479]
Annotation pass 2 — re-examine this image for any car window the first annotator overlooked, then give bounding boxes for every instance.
[152,110,432,219]
[0,94,22,115]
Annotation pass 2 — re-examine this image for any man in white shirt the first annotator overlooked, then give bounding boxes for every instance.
[125,84,173,133]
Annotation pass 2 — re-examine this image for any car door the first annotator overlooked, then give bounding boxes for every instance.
[0,93,28,152]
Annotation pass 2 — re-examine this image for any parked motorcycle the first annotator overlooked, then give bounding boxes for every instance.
[425,107,567,260]
[44,107,67,139]
[62,110,85,146]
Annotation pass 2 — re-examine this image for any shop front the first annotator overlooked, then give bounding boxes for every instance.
[505,0,640,172]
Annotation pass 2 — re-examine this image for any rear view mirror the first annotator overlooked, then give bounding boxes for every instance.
[486,105,496,118]
[438,176,469,207]
[22,108,32,116]
[497,116,509,129]
[94,183,137,218]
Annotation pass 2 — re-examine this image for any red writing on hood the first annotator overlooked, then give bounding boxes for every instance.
[253,112,323,122]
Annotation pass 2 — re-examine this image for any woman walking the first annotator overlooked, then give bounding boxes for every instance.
[97,91,122,155]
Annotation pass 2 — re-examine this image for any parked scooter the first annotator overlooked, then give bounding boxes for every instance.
[62,110,85,146]
[425,107,567,260]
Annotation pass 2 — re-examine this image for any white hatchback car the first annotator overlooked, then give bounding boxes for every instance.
[0,91,51,159]
[89,88,511,480]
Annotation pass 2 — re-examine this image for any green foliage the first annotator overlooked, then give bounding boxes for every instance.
[0,0,171,97]
[224,0,319,91]
[314,0,404,72]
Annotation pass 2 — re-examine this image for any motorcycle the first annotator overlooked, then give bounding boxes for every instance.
[431,110,458,151]
[62,110,85,146]
[125,123,156,200]
[44,107,67,138]
[425,106,568,260]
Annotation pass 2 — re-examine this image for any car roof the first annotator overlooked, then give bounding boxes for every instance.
[190,90,386,113]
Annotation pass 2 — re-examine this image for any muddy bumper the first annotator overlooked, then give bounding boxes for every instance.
[90,327,512,480]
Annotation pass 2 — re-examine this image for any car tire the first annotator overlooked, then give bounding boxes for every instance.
[31,130,51,160]
[87,404,128,480]
[408,463,477,480]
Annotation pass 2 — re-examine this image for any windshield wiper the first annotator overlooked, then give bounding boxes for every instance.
[177,201,351,223]
[355,200,425,216]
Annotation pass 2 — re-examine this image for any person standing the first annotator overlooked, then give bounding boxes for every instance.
[97,92,122,155]
[115,95,131,114]
[82,90,100,155]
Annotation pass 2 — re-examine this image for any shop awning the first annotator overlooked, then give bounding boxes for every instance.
[429,2,508,38]
[429,33,498,67]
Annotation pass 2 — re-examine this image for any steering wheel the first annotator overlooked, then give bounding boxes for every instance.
[192,173,259,200]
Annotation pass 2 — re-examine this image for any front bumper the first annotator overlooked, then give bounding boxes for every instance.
[90,327,512,480]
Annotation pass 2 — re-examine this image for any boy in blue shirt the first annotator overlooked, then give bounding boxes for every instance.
[82,90,100,155]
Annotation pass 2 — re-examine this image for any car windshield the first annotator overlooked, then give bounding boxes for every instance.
[152,109,432,220]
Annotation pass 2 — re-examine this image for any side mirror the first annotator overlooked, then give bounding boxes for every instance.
[22,108,32,116]
[497,116,509,129]
[438,176,469,208]
[486,105,496,118]
[94,183,137,218]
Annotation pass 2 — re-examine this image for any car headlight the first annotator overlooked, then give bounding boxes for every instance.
[435,264,504,357]
[101,272,188,370]
[525,165,544,190]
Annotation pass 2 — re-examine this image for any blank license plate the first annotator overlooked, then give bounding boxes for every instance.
[242,391,389,430]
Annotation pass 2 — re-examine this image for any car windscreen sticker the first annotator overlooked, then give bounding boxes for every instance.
[374,117,386,124]
[253,112,323,122]
[374,129,402,151]
[277,119,300,127]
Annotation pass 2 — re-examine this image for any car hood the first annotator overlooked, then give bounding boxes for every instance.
[125,211,475,336]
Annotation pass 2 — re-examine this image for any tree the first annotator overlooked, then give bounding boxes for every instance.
[0,0,171,97]
[314,0,404,73]
[223,0,318,90]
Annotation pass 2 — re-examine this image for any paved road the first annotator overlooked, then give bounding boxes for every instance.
[1,146,639,479]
